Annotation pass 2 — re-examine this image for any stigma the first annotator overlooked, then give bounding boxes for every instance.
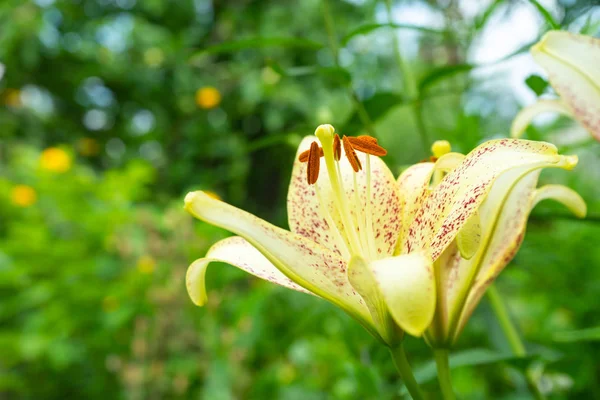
[297,125,388,261]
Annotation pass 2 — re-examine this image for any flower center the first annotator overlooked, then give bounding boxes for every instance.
[298,124,387,260]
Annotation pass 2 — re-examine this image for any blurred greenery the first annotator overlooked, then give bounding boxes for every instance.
[1,0,599,399]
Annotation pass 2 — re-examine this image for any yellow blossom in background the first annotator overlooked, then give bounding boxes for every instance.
[40,147,72,173]
[3,88,21,107]
[77,137,100,156]
[11,185,37,207]
[195,86,221,109]
[137,255,156,274]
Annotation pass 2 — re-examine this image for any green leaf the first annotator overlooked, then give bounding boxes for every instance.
[474,0,504,31]
[553,326,600,342]
[528,0,560,30]
[525,74,549,96]
[341,92,406,135]
[190,37,323,60]
[418,64,475,93]
[341,23,447,46]
[417,41,535,93]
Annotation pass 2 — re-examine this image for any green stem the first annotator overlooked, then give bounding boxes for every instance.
[434,349,456,400]
[383,0,430,154]
[487,284,526,356]
[384,0,417,99]
[487,284,546,400]
[389,344,425,400]
[321,0,376,137]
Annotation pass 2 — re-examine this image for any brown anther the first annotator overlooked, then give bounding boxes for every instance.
[298,146,324,162]
[347,135,387,156]
[342,135,362,172]
[306,141,321,185]
[333,134,342,161]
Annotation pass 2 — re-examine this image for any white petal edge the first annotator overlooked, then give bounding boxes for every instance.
[510,99,572,138]
[531,184,587,218]
[186,236,313,306]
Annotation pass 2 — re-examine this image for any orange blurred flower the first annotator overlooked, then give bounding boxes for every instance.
[77,137,100,157]
[11,185,37,207]
[195,86,221,109]
[40,147,72,173]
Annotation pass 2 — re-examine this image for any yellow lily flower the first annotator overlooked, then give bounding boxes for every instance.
[511,31,600,141]
[185,124,580,346]
[408,142,586,347]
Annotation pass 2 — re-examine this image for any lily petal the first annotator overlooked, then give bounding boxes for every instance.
[451,171,585,341]
[347,255,397,344]
[186,236,313,306]
[531,184,587,217]
[403,139,577,261]
[288,136,402,259]
[370,252,436,337]
[184,191,374,329]
[511,99,572,138]
[396,162,435,252]
[532,31,600,140]
[447,169,541,340]
[288,137,350,257]
[456,211,481,260]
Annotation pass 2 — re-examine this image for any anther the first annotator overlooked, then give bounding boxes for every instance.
[333,134,342,161]
[342,135,362,172]
[347,136,387,156]
[298,146,324,162]
[307,141,321,185]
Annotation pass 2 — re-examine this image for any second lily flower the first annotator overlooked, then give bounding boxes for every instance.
[185,124,580,346]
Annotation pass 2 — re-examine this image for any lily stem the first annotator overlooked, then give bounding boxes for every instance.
[383,0,430,154]
[389,344,425,400]
[321,0,376,137]
[487,284,546,400]
[433,349,456,400]
[487,284,526,356]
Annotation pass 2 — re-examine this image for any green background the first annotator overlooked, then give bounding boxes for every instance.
[1,0,599,398]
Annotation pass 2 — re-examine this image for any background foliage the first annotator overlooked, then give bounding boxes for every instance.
[1,0,599,398]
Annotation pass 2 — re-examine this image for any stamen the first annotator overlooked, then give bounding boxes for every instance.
[342,135,362,172]
[347,136,387,156]
[298,147,324,162]
[307,141,321,185]
[333,134,342,161]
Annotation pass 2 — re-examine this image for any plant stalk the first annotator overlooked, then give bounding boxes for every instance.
[389,344,425,400]
[383,0,430,153]
[433,349,456,400]
[487,284,525,356]
[487,284,546,399]
[321,0,376,136]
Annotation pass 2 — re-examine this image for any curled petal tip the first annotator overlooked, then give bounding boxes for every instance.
[184,191,200,208]
[562,155,579,170]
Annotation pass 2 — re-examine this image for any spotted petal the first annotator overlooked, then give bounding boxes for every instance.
[187,236,312,306]
[184,191,376,335]
[396,162,435,252]
[450,174,586,341]
[402,139,577,261]
[288,136,401,259]
[531,31,600,141]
